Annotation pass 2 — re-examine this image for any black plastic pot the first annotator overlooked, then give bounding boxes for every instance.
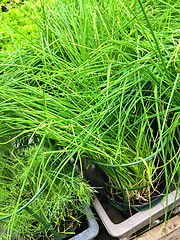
[83,135,167,219]
[104,181,166,218]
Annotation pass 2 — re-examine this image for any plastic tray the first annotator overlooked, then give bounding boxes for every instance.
[93,189,180,240]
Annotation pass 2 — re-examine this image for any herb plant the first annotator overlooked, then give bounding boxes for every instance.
[0,0,180,235]
[0,137,95,239]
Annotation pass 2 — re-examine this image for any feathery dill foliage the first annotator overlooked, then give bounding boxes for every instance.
[0,138,95,238]
[0,0,180,236]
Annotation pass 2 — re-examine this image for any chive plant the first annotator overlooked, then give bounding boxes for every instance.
[0,0,180,235]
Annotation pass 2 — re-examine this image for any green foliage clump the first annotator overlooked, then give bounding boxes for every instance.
[0,0,40,54]
[0,139,95,239]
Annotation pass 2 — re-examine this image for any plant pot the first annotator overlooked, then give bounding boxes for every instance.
[0,203,99,240]
[92,188,180,239]
[84,131,167,217]
[104,171,166,218]
[83,148,167,219]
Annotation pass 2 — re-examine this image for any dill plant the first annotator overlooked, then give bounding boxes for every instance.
[0,136,95,239]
